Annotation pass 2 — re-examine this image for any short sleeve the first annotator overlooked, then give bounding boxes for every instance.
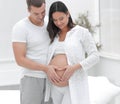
[12,22,27,43]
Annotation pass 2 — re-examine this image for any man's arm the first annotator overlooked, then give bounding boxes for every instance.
[12,42,61,82]
[12,42,48,72]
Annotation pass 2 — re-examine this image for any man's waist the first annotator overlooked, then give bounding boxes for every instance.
[21,68,47,78]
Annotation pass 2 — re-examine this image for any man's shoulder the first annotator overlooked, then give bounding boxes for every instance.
[14,17,28,27]
[13,17,29,30]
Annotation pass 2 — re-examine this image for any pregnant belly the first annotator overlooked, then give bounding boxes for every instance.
[49,54,68,86]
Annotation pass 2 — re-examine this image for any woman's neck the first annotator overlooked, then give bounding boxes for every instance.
[58,27,70,41]
[60,27,70,34]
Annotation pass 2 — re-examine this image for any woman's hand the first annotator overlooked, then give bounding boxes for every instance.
[61,64,81,82]
[45,65,61,84]
[51,67,68,87]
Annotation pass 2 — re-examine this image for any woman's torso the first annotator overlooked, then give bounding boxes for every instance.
[49,54,67,77]
[49,41,68,86]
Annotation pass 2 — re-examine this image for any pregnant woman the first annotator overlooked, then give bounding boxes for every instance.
[46,1,99,104]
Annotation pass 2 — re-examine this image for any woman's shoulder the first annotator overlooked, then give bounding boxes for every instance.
[69,25,89,36]
[73,25,88,32]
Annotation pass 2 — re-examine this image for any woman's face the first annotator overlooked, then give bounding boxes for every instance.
[52,11,69,30]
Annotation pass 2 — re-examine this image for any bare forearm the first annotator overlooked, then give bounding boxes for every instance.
[16,57,48,72]
[12,42,48,72]
[73,63,82,71]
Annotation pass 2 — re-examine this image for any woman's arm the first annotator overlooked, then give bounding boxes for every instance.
[61,63,81,81]
[80,30,99,71]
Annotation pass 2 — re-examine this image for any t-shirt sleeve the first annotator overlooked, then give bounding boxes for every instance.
[12,23,27,43]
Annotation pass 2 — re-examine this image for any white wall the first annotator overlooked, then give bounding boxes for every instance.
[0,0,27,61]
[0,0,27,86]
[47,0,99,22]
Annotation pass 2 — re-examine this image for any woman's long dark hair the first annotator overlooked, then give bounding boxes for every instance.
[47,1,75,43]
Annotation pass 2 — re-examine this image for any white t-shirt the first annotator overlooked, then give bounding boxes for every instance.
[12,16,50,78]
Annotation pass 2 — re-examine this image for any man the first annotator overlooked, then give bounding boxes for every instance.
[12,0,60,104]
